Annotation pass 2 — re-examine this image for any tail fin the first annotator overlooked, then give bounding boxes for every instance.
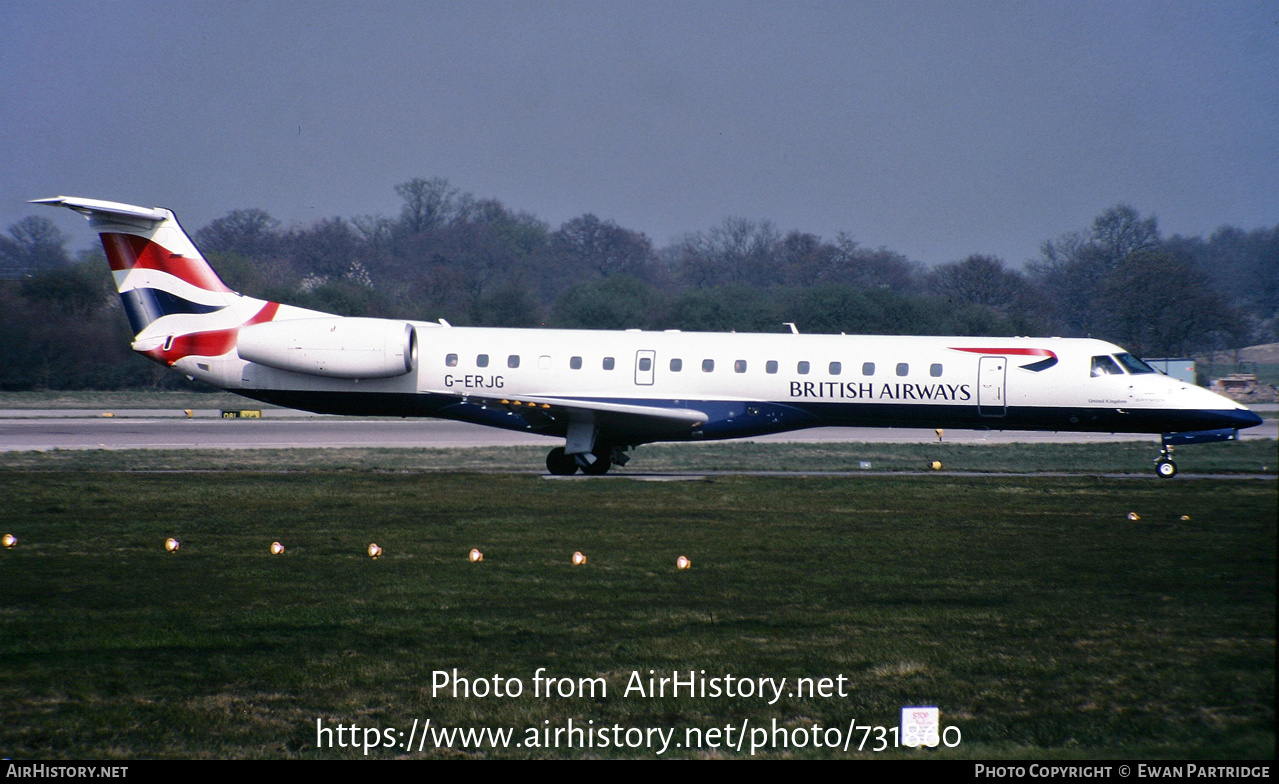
[32,197,236,334]
[34,196,279,367]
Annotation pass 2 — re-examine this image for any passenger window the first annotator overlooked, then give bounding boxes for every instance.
[862,362,875,376]
[930,363,942,377]
[445,353,458,367]
[639,357,652,372]
[670,358,683,372]
[896,362,908,377]
[570,356,582,370]
[603,357,615,370]
[829,361,842,375]
[1091,355,1123,377]
[797,361,810,375]
[477,354,489,368]
[538,355,551,370]
[766,360,778,374]
[507,355,520,369]
[702,359,715,372]
[734,360,747,373]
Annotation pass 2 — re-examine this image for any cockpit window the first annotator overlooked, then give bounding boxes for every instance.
[1091,355,1123,377]
[1114,353,1155,374]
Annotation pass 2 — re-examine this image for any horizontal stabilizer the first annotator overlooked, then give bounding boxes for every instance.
[31,196,169,223]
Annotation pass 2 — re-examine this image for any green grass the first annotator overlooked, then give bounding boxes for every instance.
[1,439,1274,476]
[0,469,1273,758]
[0,390,278,410]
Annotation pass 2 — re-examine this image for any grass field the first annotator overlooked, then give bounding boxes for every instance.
[1,462,1274,758]
[0,390,269,411]
[0,438,1274,476]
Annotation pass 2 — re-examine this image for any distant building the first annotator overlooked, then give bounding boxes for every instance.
[1144,358,1197,385]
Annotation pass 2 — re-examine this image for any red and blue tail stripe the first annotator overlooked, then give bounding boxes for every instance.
[100,232,233,293]
[100,232,235,333]
[34,196,291,368]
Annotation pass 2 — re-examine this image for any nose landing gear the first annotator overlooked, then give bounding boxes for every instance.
[1155,443,1177,478]
[1154,428,1242,477]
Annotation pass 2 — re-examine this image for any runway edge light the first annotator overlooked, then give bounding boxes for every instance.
[368,543,382,559]
[165,537,180,553]
[469,548,483,563]
[1127,512,1141,521]
[572,551,587,566]
[676,555,691,570]
[270,541,285,555]
[3,533,16,548]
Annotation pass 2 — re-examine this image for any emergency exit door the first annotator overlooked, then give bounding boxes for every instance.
[978,356,1006,417]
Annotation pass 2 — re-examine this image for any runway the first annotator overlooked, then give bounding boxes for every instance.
[1,408,1274,452]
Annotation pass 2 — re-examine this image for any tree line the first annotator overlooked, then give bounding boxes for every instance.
[1,177,1275,390]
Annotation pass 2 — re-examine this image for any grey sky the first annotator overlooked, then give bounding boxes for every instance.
[3,1,1276,266]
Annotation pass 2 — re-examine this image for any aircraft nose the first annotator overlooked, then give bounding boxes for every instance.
[1228,407,1264,430]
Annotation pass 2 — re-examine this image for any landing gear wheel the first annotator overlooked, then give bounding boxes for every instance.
[581,452,612,475]
[1156,459,1177,478]
[546,447,578,476]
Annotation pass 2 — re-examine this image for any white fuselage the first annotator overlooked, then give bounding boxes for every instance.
[174,319,1256,446]
[37,194,1261,474]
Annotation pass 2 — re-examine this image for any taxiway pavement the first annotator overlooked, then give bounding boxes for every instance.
[1,407,1273,452]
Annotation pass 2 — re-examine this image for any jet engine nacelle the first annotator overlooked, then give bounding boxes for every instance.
[237,318,418,379]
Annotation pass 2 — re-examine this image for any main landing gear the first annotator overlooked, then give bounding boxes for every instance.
[1155,443,1177,478]
[546,447,577,475]
[545,445,627,476]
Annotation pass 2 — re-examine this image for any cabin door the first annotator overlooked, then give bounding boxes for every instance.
[634,350,656,386]
[977,356,1007,417]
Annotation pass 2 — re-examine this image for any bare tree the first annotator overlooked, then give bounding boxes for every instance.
[1028,205,1163,336]
[927,254,1035,315]
[0,216,70,277]
[825,233,924,293]
[778,231,834,287]
[550,214,655,280]
[677,217,782,288]
[288,217,363,281]
[395,177,461,234]
[1094,249,1240,356]
[1091,204,1160,264]
[195,209,281,258]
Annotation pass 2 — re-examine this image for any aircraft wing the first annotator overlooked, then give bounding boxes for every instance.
[438,390,707,422]
[432,389,708,439]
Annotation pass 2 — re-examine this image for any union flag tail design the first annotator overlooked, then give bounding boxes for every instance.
[33,196,281,366]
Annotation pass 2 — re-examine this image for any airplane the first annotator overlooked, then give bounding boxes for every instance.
[35,195,1263,478]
